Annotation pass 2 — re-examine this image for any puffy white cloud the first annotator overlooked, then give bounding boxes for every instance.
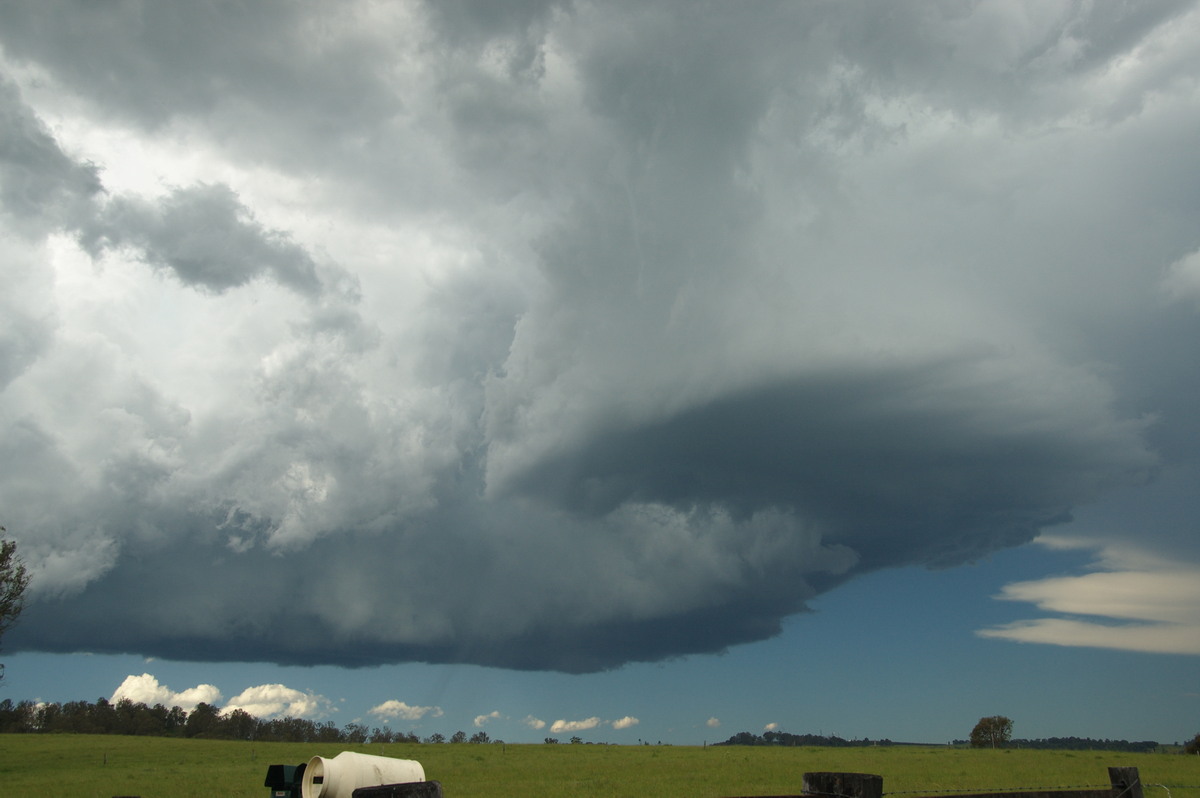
[110,673,221,712]
[706,717,721,729]
[474,710,502,727]
[523,715,546,730]
[612,716,639,730]
[221,684,334,719]
[550,716,602,734]
[369,700,444,722]
[764,723,779,732]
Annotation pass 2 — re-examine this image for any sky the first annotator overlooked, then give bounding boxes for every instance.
[1,0,1199,748]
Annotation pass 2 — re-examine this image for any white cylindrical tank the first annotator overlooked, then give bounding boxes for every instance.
[300,751,425,798]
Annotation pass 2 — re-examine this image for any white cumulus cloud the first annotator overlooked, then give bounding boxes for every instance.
[474,710,502,727]
[110,673,221,711]
[706,717,721,728]
[612,716,639,730]
[221,683,334,719]
[523,715,546,730]
[550,716,602,734]
[369,700,444,721]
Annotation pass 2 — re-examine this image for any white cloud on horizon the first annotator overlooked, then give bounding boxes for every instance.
[612,716,639,730]
[109,673,334,719]
[369,700,444,722]
[474,710,502,727]
[550,716,602,734]
[978,538,1200,655]
[523,715,547,730]
[706,717,721,728]
[110,673,220,712]
[222,683,335,720]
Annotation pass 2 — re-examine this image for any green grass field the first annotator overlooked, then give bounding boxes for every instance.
[1,735,1197,798]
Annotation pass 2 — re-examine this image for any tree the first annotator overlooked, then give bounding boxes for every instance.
[221,708,258,740]
[0,534,30,683]
[1184,732,1200,755]
[343,722,368,744]
[970,716,1014,749]
[370,726,395,744]
[450,730,467,743]
[185,702,221,738]
[469,731,490,744]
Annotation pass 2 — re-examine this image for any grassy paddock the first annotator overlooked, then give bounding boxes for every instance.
[0,735,1197,798]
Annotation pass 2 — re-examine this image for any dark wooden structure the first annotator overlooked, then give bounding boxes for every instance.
[724,765,1144,798]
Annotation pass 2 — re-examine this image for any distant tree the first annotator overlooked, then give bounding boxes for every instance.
[221,708,258,740]
[0,698,36,732]
[970,716,1014,749]
[0,534,31,683]
[316,721,342,743]
[469,731,490,744]
[343,722,368,744]
[91,697,118,733]
[425,732,445,744]
[185,702,222,738]
[544,737,559,744]
[570,735,583,744]
[165,705,188,735]
[450,730,467,743]
[1184,733,1199,755]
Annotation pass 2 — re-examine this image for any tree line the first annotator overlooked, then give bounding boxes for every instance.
[0,697,497,744]
[714,731,895,747]
[954,736,1166,753]
[716,728,1169,753]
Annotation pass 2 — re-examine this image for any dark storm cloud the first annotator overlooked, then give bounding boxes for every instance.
[500,363,1154,570]
[2,1,1199,670]
[78,184,325,296]
[0,76,100,228]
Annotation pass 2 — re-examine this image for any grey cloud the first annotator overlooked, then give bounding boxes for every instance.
[0,75,100,230]
[499,361,1155,571]
[0,236,55,390]
[79,184,324,296]
[2,2,1199,672]
[2,64,341,301]
[0,1,389,130]
[12,497,854,672]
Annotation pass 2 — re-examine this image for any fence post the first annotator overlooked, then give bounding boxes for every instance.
[803,772,884,798]
[1108,767,1143,798]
